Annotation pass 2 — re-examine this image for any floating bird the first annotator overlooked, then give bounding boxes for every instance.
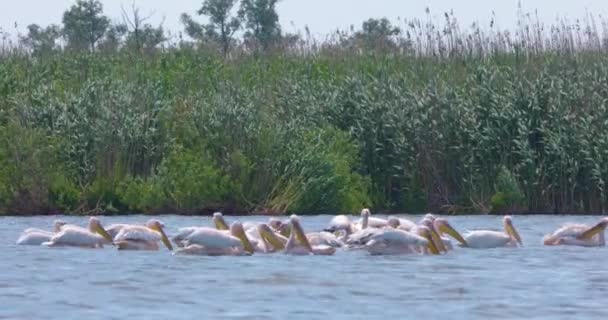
[16,220,68,245]
[112,220,173,250]
[543,218,608,247]
[364,225,440,255]
[175,221,254,256]
[42,217,113,248]
[459,216,522,249]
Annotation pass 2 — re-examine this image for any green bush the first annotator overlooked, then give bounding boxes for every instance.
[156,145,229,212]
[490,166,526,213]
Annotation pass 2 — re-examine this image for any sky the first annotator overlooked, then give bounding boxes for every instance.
[1,0,608,40]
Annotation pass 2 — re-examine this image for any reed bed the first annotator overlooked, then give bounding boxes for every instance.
[2,10,608,215]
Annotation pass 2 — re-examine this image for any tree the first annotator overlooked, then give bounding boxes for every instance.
[180,13,206,41]
[20,24,61,56]
[239,0,281,51]
[62,0,110,51]
[197,0,241,56]
[98,24,128,52]
[121,4,166,53]
[354,18,401,51]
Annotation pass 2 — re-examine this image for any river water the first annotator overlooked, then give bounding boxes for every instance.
[1,214,607,319]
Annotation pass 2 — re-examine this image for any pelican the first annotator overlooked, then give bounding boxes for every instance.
[113,220,173,250]
[460,216,522,249]
[364,226,440,255]
[283,215,336,255]
[356,208,388,229]
[42,217,113,248]
[387,215,417,231]
[543,218,608,247]
[17,220,67,245]
[175,221,254,256]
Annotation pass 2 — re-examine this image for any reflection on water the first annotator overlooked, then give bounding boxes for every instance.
[1,215,608,319]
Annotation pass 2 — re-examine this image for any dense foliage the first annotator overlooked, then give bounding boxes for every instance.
[2,2,608,215]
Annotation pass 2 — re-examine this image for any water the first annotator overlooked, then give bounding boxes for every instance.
[1,214,607,319]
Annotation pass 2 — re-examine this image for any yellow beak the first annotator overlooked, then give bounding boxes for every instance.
[429,226,447,252]
[94,224,115,244]
[438,222,468,247]
[213,214,229,231]
[235,228,254,254]
[292,220,313,252]
[257,224,285,251]
[151,225,173,250]
[578,220,608,240]
[418,228,440,255]
[505,222,523,246]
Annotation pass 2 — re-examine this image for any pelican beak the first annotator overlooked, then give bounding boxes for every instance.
[578,220,608,240]
[234,227,254,255]
[258,224,285,251]
[94,224,114,244]
[428,225,447,253]
[437,221,468,247]
[151,225,173,250]
[292,220,313,252]
[213,213,229,230]
[505,220,523,246]
[418,228,440,255]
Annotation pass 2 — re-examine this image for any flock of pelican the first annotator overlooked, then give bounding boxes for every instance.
[15,209,608,256]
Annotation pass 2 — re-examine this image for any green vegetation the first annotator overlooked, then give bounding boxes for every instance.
[1,1,608,215]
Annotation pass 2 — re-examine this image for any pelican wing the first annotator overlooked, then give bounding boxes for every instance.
[464,230,511,248]
[45,226,104,247]
[114,226,161,242]
[184,228,242,249]
[17,231,53,245]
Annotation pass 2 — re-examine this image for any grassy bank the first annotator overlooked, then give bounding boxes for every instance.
[3,15,608,215]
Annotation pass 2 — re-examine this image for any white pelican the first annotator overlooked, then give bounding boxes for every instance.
[324,214,355,234]
[459,216,522,249]
[387,215,417,231]
[543,218,608,247]
[364,226,440,255]
[16,220,67,245]
[175,221,254,255]
[356,208,388,229]
[283,215,336,255]
[113,220,173,250]
[42,217,114,248]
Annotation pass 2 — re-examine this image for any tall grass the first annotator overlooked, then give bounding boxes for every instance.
[2,11,608,215]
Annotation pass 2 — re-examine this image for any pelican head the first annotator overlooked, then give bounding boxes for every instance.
[289,215,312,252]
[434,218,468,247]
[503,216,523,246]
[146,219,173,250]
[53,220,68,232]
[87,217,114,243]
[230,221,254,254]
[213,212,229,230]
[387,217,400,229]
[420,218,447,252]
[423,213,436,221]
[257,223,285,251]
[415,226,440,255]
[361,208,371,229]
[278,219,291,237]
[578,217,608,240]
[268,218,283,232]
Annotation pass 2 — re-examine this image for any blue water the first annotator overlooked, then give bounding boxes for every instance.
[1,215,607,319]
